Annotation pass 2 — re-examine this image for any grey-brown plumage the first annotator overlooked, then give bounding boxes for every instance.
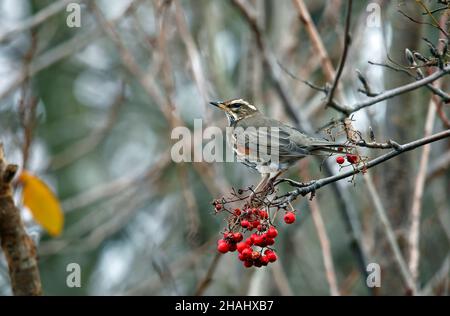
[210,98,347,190]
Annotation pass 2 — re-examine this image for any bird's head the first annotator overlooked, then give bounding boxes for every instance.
[209,99,259,123]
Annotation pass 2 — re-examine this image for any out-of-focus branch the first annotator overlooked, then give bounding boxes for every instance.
[91,2,171,120]
[174,1,210,116]
[407,81,440,291]
[0,145,42,296]
[231,0,302,127]
[49,81,126,170]
[0,0,90,43]
[194,253,221,296]
[0,3,137,102]
[420,253,450,295]
[363,172,416,293]
[17,30,39,171]
[426,149,450,181]
[308,197,340,296]
[292,0,335,82]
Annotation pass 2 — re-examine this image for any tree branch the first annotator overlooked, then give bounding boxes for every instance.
[275,129,450,202]
[0,0,90,44]
[0,144,42,295]
[325,0,353,109]
[348,66,450,113]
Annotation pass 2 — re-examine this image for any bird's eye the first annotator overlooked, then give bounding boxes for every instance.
[230,103,243,109]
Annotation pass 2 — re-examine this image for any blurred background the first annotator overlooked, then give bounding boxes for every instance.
[0,0,449,295]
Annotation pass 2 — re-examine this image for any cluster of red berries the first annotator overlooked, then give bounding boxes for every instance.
[336,153,359,165]
[215,206,297,268]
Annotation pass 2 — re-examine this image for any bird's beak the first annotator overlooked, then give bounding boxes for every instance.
[209,101,226,110]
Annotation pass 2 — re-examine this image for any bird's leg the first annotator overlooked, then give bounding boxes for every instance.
[250,173,270,202]
[260,170,285,194]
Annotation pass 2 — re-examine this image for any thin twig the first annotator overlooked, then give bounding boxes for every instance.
[194,253,221,296]
[407,79,440,292]
[420,253,450,295]
[292,0,351,114]
[349,66,450,113]
[0,0,91,43]
[49,81,126,170]
[326,0,353,109]
[363,172,417,293]
[231,0,302,126]
[309,197,340,296]
[368,60,450,102]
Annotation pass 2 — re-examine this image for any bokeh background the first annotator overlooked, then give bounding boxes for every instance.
[0,0,449,295]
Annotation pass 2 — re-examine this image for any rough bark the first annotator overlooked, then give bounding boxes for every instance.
[0,144,42,296]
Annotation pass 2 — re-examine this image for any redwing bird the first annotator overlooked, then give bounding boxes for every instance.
[210,98,347,193]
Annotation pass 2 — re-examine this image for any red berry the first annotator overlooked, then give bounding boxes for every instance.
[337,147,343,152]
[266,238,275,246]
[217,241,229,253]
[234,208,241,216]
[242,248,253,259]
[238,253,246,261]
[267,251,277,262]
[215,203,222,211]
[249,220,259,230]
[243,260,253,268]
[284,212,296,224]
[245,238,254,246]
[259,210,268,219]
[336,156,345,164]
[267,227,278,238]
[251,251,261,260]
[346,154,358,164]
[240,220,250,228]
[254,260,263,268]
[237,242,249,253]
[252,208,259,215]
[261,256,270,266]
[229,243,237,252]
[257,225,263,231]
[233,232,243,242]
[253,235,263,246]
[223,231,231,239]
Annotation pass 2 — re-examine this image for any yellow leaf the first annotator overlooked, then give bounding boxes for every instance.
[19,171,64,237]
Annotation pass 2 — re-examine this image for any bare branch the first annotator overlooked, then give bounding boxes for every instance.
[0,0,90,43]
[408,78,440,291]
[363,172,416,293]
[309,197,340,295]
[368,60,450,102]
[325,0,353,109]
[349,66,450,113]
[275,129,450,202]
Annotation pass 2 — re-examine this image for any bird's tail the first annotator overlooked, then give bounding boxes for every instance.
[309,141,353,155]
